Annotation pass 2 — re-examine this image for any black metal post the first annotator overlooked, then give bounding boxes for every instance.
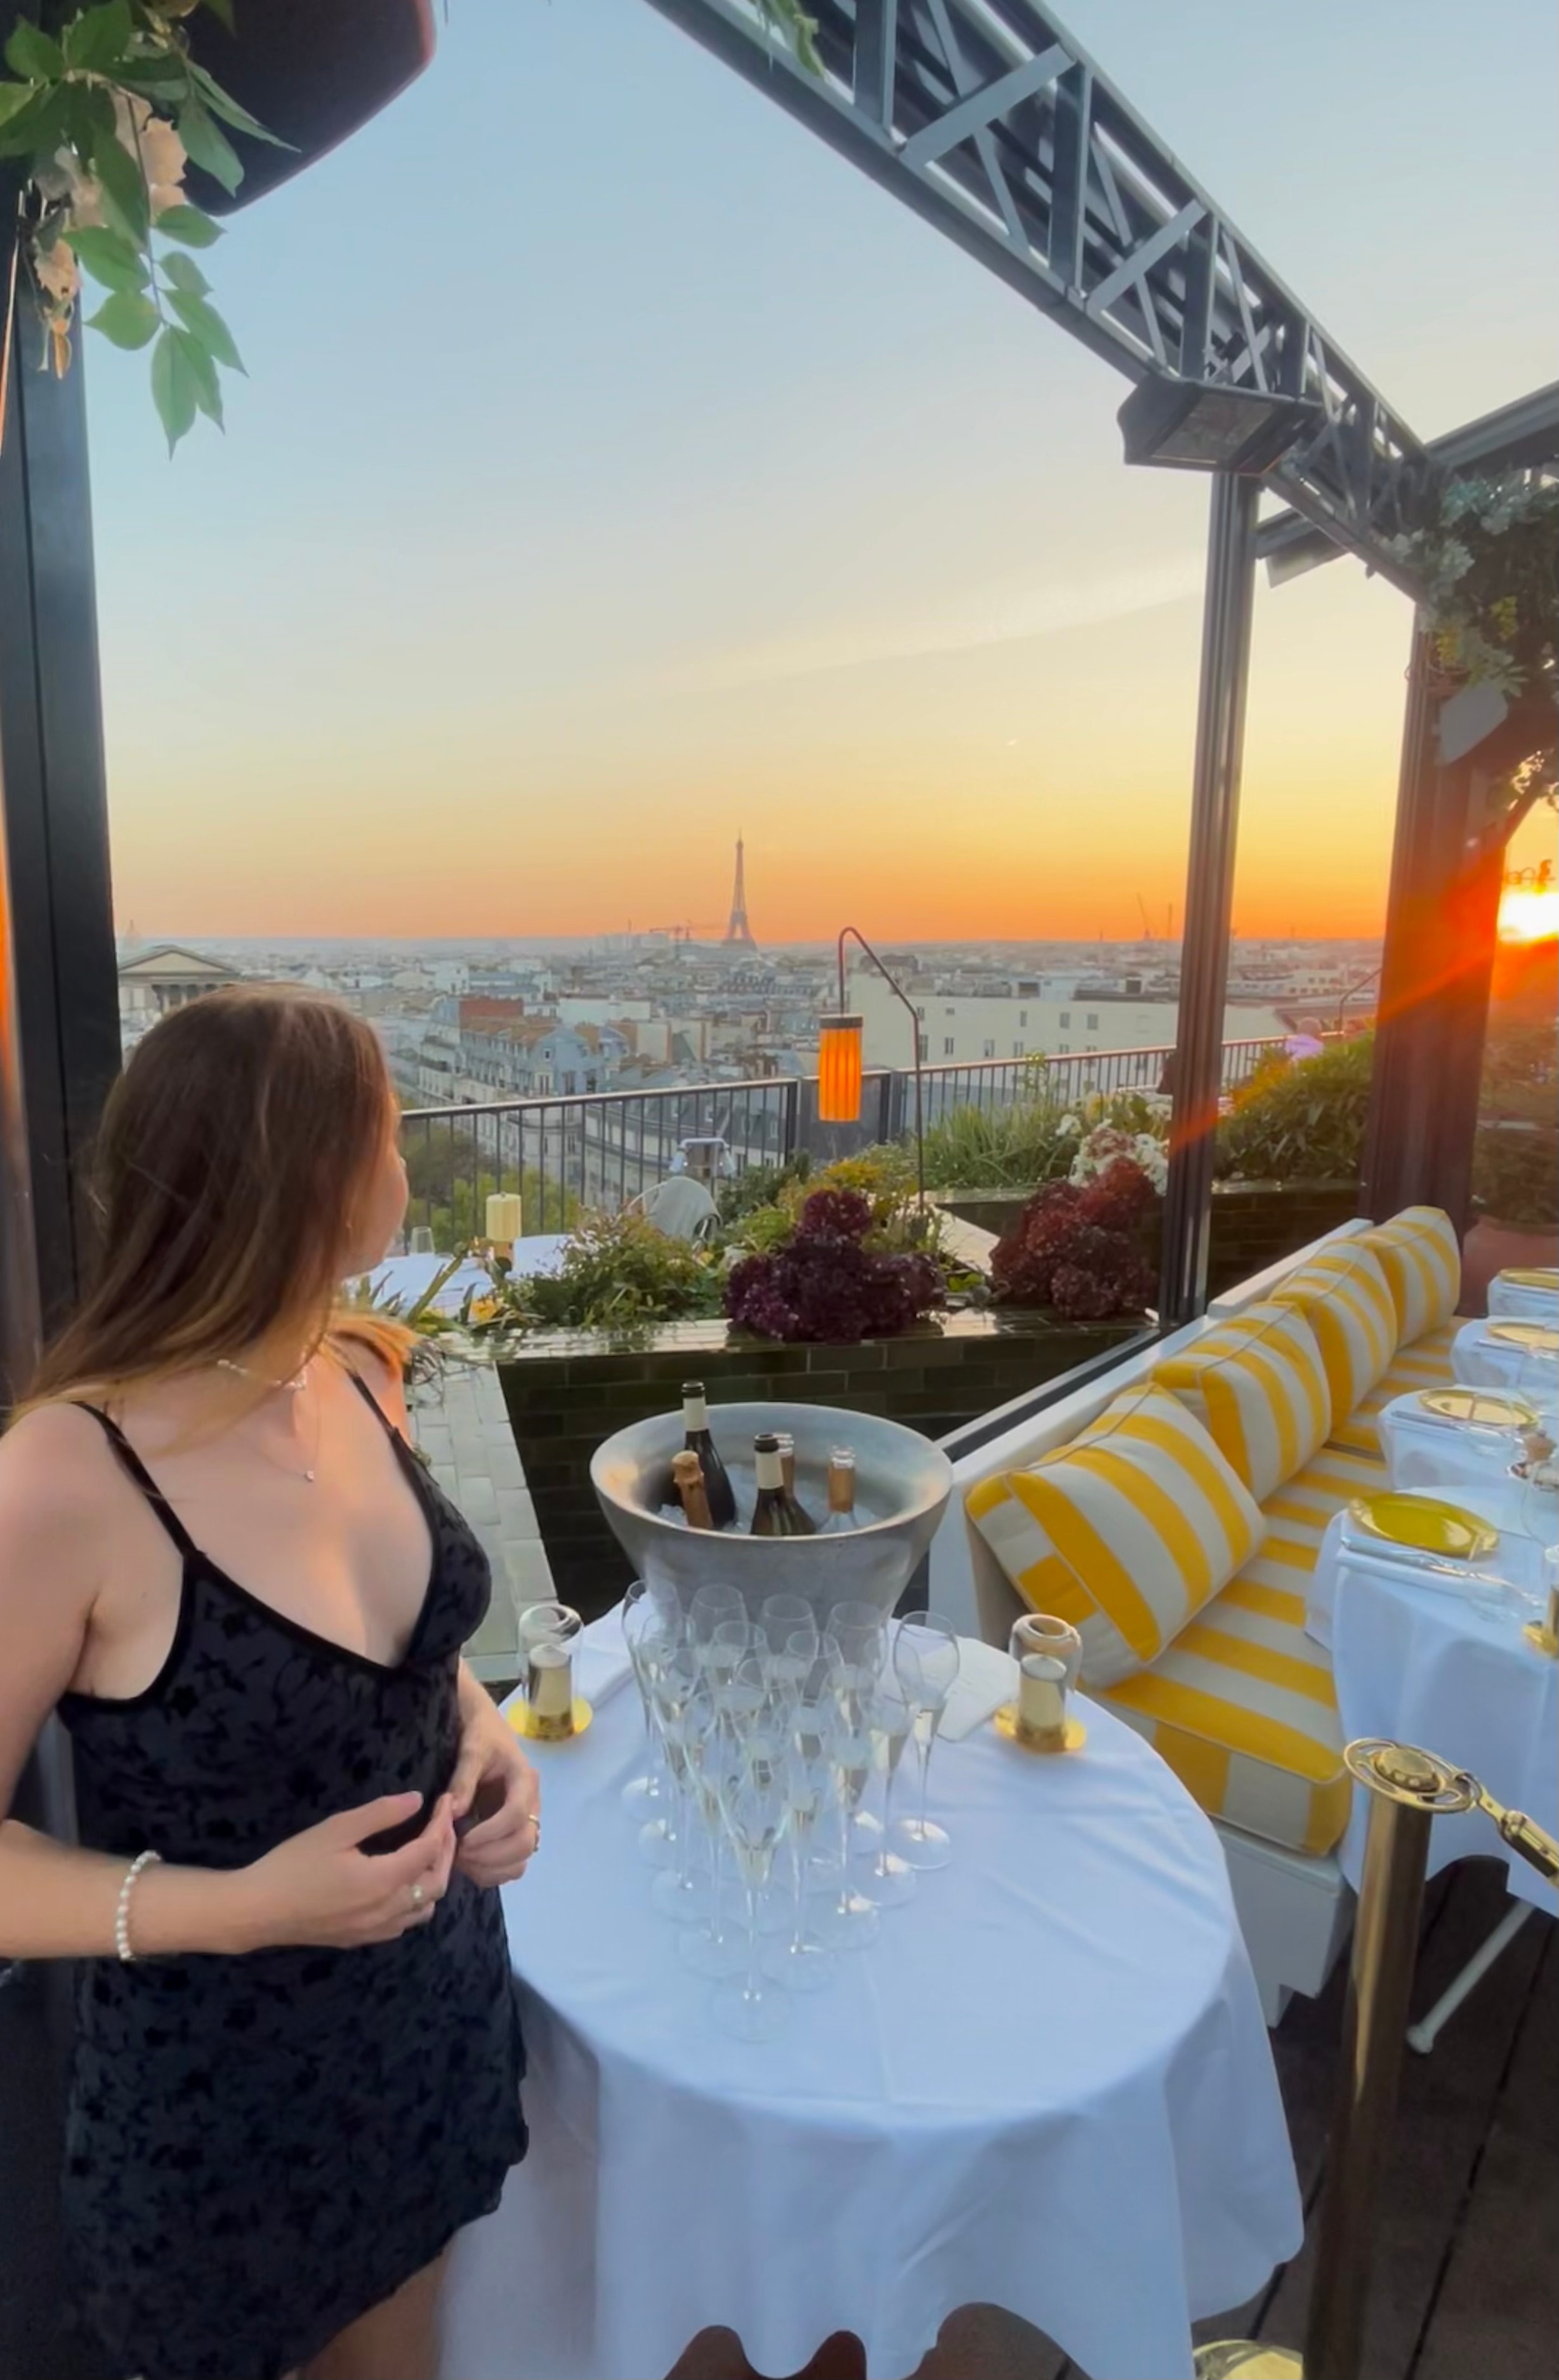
[0,174,122,1336]
[1357,624,1519,1230]
[1159,476,1260,1327]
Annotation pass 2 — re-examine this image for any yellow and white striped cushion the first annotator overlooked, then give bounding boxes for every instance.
[1361,1207,1461,1344]
[966,1388,1265,1688]
[1096,1568,1348,1856]
[1269,1242,1398,1419]
[1151,1301,1332,1504]
[1329,1317,1461,1459]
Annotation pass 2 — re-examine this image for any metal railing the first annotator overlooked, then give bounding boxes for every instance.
[398,1039,1286,1242]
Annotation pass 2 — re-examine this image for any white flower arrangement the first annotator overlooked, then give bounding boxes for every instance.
[1067,1124,1169,1195]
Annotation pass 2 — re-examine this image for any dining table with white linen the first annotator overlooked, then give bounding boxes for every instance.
[1305,1506,1558,1915]
[1452,1313,1559,1410]
[1486,1266,1559,1325]
[439,1618,1301,2380]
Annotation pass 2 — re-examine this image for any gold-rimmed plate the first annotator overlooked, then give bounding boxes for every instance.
[1485,1321,1559,1353]
[1496,1267,1559,1292]
[1417,1387,1537,1430]
[1346,1492,1498,1562]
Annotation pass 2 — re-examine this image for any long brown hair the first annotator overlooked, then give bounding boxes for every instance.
[23,986,408,1410]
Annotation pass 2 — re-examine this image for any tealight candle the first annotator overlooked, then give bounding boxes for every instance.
[527,1643,574,1737]
[1016,1654,1067,1746]
[486,1191,524,1250]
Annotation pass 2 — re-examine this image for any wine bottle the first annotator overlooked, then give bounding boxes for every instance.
[750,1432,816,1537]
[776,1432,798,1496]
[673,1381,736,1528]
[671,1450,716,1531]
[819,1447,862,1534]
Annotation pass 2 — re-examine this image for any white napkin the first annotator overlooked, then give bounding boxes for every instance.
[938,1634,1019,1742]
[576,1635,635,1711]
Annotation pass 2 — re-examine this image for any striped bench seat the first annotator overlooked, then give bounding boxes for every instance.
[1328,1317,1462,1460]
[1093,1442,1383,1857]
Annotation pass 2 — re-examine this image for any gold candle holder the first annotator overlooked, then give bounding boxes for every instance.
[510,1601,593,1742]
[995,1652,1086,1755]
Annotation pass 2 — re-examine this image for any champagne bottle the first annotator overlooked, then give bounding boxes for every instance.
[819,1447,862,1534]
[670,1381,736,1528]
[750,1432,816,1537]
[777,1432,798,1495]
[671,1450,716,1532]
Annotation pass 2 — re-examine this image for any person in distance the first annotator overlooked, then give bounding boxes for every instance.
[0,987,539,2380]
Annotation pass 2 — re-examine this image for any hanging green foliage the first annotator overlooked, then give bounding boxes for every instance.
[1,1,284,450]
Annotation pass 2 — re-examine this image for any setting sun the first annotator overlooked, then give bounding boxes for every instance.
[1498,881,1559,943]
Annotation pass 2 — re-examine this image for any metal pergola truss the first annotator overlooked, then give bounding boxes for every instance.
[652,0,1425,585]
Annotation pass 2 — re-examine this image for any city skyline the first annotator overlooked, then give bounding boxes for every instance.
[82,0,1558,942]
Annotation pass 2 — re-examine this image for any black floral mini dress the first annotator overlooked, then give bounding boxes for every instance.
[56,1380,527,2380]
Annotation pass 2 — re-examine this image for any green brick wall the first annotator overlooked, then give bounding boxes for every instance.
[499,1312,1138,1621]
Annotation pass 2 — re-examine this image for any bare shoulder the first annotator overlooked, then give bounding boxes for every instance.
[327,1327,411,1433]
[0,1404,119,1587]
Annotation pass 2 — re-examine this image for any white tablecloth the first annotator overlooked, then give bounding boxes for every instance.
[1306,1509,1558,1916]
[442,1633,1299,2380]
[1453,1316,1558,1412]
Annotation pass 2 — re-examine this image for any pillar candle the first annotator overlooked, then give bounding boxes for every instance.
[486,1192,523,1246]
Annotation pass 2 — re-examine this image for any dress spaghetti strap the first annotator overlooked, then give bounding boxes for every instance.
[79,1405,199,1561]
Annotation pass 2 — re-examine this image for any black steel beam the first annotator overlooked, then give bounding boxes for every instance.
[0,187,122,1336]
[1261,379,1559,581]
[1159,475,1260,1326]
[646,0,1424,581]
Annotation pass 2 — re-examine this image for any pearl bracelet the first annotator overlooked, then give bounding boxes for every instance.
[114,1849,162,1964]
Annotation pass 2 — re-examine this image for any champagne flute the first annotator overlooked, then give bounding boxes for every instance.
[621,1581,676,1839]
[892,1610,961,1871]
[676,1699,747,1980]
[711,1741,793,2042]
[648,1654,716,1924]
[688,1582,745,1665]
[762,1736,837,1994]
[815,1704,881,1950]
[862,1683,917,1907]
[759,1594,816,1657]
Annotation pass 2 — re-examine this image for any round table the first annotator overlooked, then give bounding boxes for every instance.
[440,1633,1299,2380]
[1306,1509,1558,1918]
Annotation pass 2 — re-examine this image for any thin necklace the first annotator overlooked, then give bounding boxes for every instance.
[214,1357,322,1483]
[216,1355,311,1395]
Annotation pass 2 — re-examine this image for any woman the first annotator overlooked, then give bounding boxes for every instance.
[0,988,539,2380]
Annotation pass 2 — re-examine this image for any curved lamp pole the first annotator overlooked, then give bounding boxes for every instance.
[820,926,926,1211]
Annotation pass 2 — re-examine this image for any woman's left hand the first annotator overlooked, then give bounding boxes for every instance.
[449,1683,541,1888]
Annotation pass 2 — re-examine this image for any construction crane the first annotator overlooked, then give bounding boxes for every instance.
[1136,896,1155,941]
[641,923,727,946]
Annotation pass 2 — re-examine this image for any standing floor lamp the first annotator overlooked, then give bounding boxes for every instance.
[817,927,926,1213]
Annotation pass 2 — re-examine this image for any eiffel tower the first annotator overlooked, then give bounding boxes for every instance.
[724,834,756,946]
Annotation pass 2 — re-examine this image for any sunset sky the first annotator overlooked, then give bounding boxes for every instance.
[84,0,1558,944]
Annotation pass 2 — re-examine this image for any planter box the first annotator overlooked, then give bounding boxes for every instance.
[499,1311,1139,1621]
[942,1179,1360,1298]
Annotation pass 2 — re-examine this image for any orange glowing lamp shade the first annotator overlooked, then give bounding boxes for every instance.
[817,1013,864,1124]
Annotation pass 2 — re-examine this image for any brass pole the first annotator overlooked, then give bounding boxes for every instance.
[1301,1749,1442,2380]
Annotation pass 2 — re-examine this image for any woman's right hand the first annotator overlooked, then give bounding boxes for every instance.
[233,1792,457,1951]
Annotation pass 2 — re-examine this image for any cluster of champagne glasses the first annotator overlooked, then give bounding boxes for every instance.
[620,1581,962,2042]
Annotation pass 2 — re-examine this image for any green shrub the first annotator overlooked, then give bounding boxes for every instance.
[922,1096,1074,1190]
[1215,1036,1374,1183]
[1472,1122,1559,1227]
[510,1212,725,1334]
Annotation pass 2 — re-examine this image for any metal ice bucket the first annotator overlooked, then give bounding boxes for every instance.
[590,1401,954,1624]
